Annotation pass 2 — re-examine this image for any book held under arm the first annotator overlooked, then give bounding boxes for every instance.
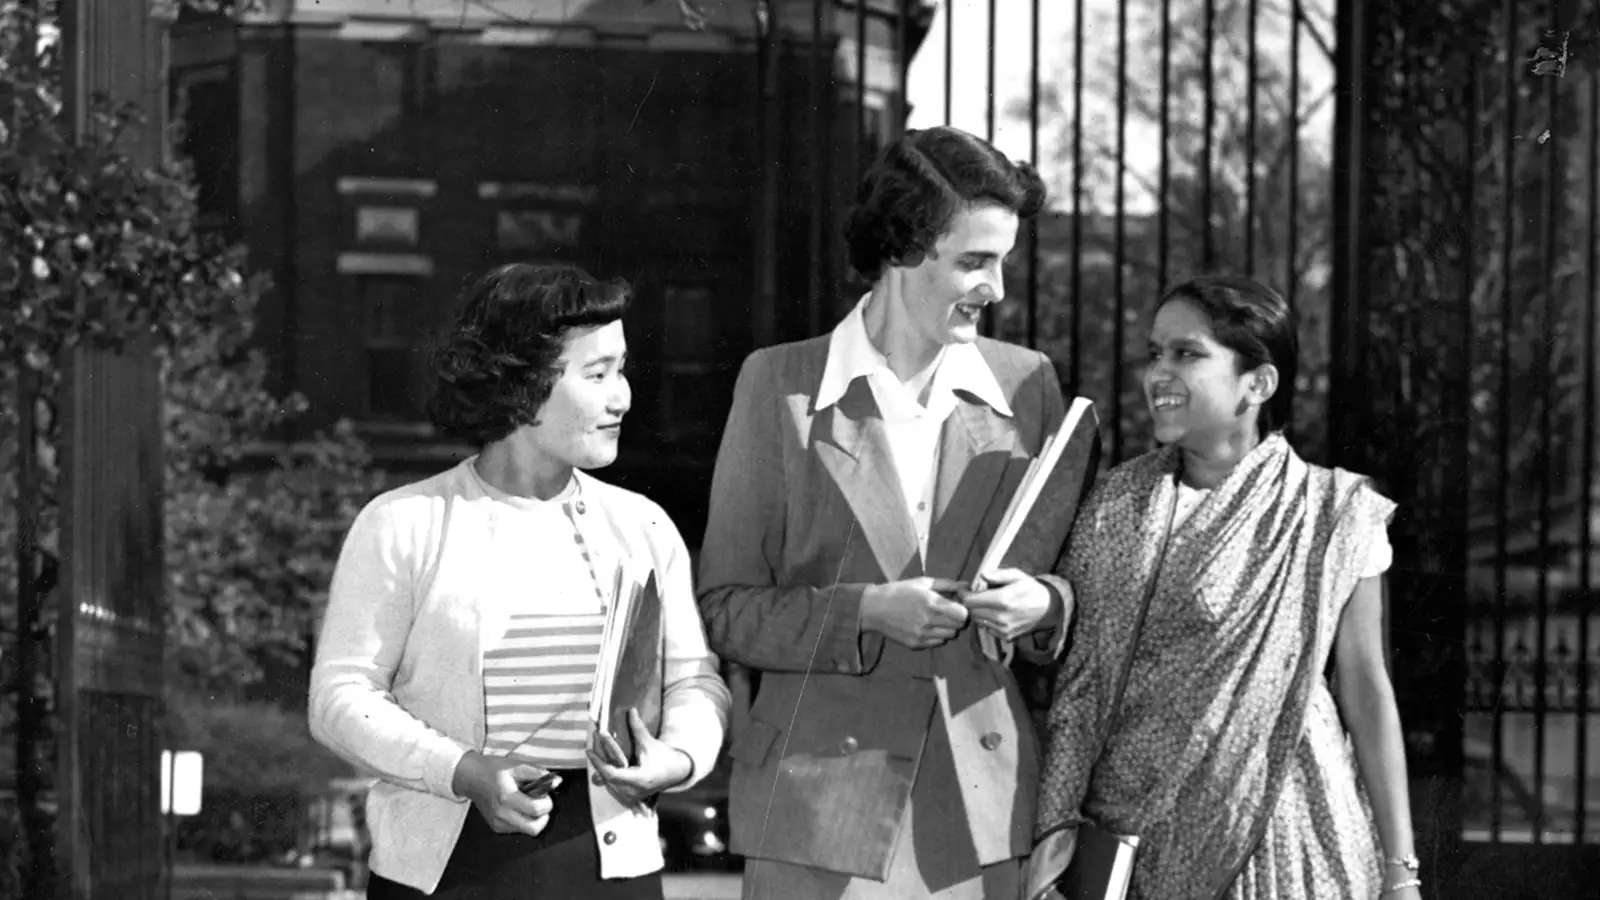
[975,396,1101,586]
[588,567,664,765]
[973,396,1101,659]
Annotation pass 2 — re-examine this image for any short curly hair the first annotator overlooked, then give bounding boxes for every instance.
[428,263,630,447]
[843,126,1047,282]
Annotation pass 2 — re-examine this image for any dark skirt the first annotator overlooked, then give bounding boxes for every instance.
[366,770,665,900]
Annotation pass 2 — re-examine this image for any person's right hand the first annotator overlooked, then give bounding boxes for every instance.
[450,750,558,837]
[860,577,969,648]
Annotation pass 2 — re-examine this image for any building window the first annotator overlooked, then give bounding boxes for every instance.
[359,276,430,421]
[658,284,722,445]
[495,209,583,255]
[171,63,238,230]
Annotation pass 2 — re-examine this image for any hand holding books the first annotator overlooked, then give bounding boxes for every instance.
[585,567,685,805]
[969,397,1101,660]
[585,708,694,806]
[589,568,663,763]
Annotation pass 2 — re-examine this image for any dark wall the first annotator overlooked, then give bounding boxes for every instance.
[199,27,857,542]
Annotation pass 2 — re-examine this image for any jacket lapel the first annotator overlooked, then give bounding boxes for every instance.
[926,397,1020,582]
[812,381,921,582]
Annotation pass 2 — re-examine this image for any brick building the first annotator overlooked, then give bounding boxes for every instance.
[171,0,931,538]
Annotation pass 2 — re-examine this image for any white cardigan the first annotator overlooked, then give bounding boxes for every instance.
[309,462,730,892]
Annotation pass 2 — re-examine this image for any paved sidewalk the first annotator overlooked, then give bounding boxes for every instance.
[664,871,742,900]
[174,863,741,900]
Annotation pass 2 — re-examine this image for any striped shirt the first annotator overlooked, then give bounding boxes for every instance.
[483,611,606,767]
[470,468,614,769]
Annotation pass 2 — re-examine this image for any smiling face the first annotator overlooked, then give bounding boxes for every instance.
[894,202,1019,349]
[524,319,631,472]
[1144,299,1262,449]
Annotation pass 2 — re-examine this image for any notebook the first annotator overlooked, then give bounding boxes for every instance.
[588,569,662,764]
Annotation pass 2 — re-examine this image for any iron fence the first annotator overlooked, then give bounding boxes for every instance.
[900,0,1336,466]
[841,0,1600,864]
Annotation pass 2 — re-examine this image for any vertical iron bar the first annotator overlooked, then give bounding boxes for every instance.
[1287,0,1301,307]
[1245,0,1258,273]
[1027,0,1040,348]
[1460,25,1480,843]
[1112,0,1128,462]
[808,0,824,336]
[1201,0,1215,268]
[1158,0,1170,291]
[1070,0,1084,391]
[856,0,867,173]
[1533,0,1561,846]
[986,0,996,142]
[1330,0,1366,459]
[897,0,909,132]
[1493,0,1519,843]
[753,1,781,348]
[1576,43,1598,845]
[944,0,953,124]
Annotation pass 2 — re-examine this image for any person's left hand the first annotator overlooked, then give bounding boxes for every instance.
[585,708,694,806]
[959,568,1059,642]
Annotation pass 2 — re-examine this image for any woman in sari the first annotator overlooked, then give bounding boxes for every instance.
[1027,275,1422,900]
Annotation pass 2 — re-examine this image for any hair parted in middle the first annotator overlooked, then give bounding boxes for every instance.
[842,125,1047,283]
[427,262,630,447]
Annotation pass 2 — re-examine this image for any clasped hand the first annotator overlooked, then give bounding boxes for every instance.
[962,567,1060,642]
[451,751,559,837]
[585,707,694,806]
[862,569,1058,649]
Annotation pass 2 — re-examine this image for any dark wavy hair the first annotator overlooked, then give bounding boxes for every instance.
[1157,274,1298,438]
[843,126,1047,282]
[428,263,630,446]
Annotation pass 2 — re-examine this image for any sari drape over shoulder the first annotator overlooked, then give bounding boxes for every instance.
[1033,434,1394,900]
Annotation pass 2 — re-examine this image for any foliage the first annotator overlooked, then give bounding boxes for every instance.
[165,688,354,862]
[1355,0,1595,545]
[167,426,384,694]
[2,0,381,886]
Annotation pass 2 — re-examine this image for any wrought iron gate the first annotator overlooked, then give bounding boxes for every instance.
[1332,0,1600,894]
[796,0,1598,895]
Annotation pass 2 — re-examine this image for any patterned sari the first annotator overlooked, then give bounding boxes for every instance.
[1032,434,1394,899]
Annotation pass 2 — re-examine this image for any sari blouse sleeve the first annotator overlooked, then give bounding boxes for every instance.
[1352,481,1397,578]
[1328,476,1398,612]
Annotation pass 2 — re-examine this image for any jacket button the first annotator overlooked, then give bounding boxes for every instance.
[980,732,1003,751]
[603,831,617,845]
[838,736,859,756]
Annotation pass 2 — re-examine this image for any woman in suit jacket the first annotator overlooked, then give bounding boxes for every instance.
[698,126,1075,899]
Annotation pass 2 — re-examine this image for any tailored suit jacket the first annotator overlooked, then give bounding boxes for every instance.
[697,334,1070,882]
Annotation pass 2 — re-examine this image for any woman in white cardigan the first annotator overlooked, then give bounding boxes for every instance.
[309,263,730,899]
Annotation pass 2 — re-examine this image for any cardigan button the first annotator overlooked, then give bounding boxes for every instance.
[603,831,618,845]
[591,771,606,786]
[838,736,859,756]
[979,732,1003,751]
[574,500,587,515]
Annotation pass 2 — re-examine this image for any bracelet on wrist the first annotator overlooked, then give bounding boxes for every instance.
[1385,853,1421,873]
[1381,877,1422,894]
